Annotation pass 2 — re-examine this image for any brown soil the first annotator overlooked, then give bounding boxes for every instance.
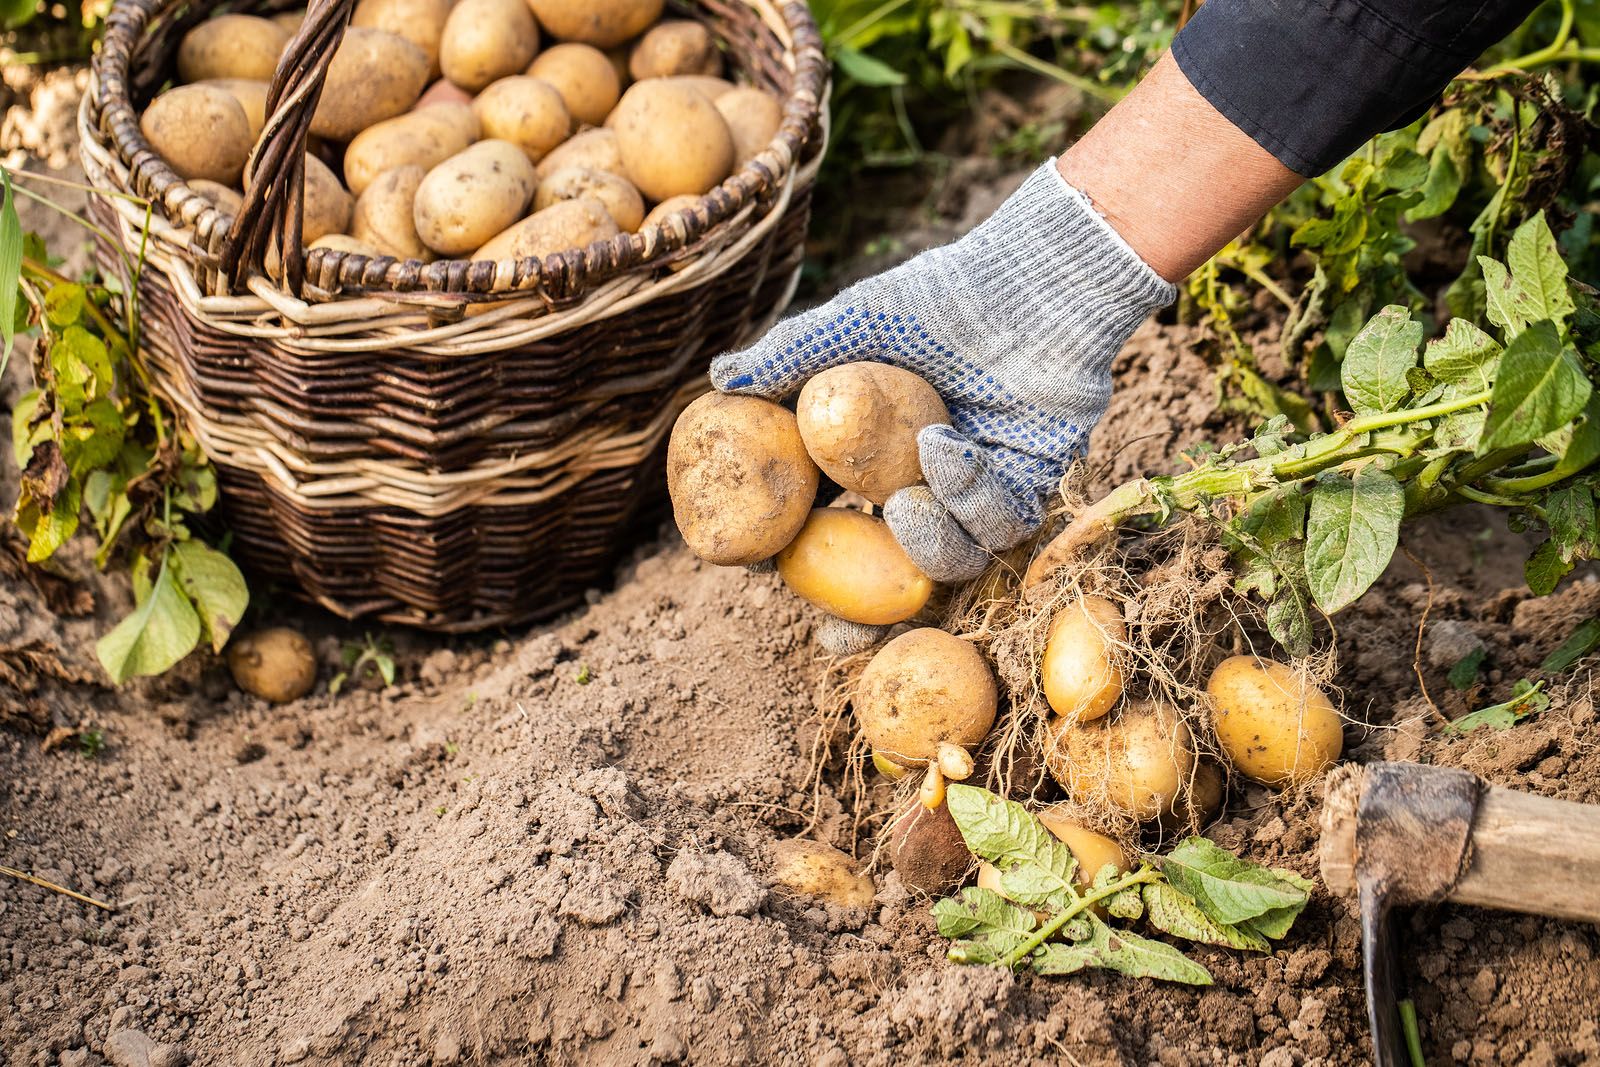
[4,70,1600,1067]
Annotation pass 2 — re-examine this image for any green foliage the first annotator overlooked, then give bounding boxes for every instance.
[328,633,397,696]
[936,785,1309,984]
[1442,678,1550,733]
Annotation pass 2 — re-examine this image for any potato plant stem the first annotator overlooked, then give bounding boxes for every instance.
[999,865,1161,969]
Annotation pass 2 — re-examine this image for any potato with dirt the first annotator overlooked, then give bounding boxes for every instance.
[666,392,819,565]
[1206,655,1343,786]
[471,196,620,260]
[227,628,318,703]
[535,128,629,181]
[629,20,722,80]
[889,799,971,895]
[1158,760,1226,832]
[177,14,291,83]
[1041,595,1126,722]
[775,508,932,625]
[771,839,874,908]
[795,363,948,505]
[351,0,453,78]
[440,0,540,92]
[641,193,701,229]
[528,43,623,127]
[413,140,537,256]
[243,153,352,244]
[715,86,783,164]
[344,104,478,196]
[534,167,644,231]
[526,0,663,48]
[195,78,270,140]
[140,85,253,186]
[1044,700,1195,821]
[473,77,572,164]
[311,28,430,141]
[611,80,735,201]
[351,165,431,260]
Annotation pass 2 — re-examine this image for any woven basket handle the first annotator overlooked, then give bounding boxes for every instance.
[219,0,357,292]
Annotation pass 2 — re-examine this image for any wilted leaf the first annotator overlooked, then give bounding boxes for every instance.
[1442,680,1549,735]
[1142,882,1270,952]
[932,886,1038,943]
[170,540,248,652]
[1542,618,1600,673]
[1524,539,1573,597]
[1424,319,1501,392]
[1033,915,1212,986]
[1304,466,1405,613]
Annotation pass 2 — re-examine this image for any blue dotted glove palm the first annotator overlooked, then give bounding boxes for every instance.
[712,160,1176,583]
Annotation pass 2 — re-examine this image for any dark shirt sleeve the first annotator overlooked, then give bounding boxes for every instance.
[1171,0,1540,176]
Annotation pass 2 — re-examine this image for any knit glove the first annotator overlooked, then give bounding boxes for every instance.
[712,160,1176,586]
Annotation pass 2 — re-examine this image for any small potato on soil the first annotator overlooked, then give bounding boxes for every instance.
[228,628,317,704]
[628,20,722,81]
[1044,700,1196,821]
[472,196,619,260]
[440,0,540,92]
[666,392,819,566]
[140,85,253,186]
[795,363,948,505]
[715,86,783,164]
[177,14,291,84]
[534,166,644,231]
[1041,595,1126,723]
[526,0,663,49]
[890,799,971,895]
[311,27,430,141]
[352,164,431,260]
[351,0,453,79]
[528,43,622,127]
[771,839,874,908]
[473,76,572,164]
[856,628,996,765]
[535,128,629,181]
[413,139,537,256]
[344,104,477,196]
[610,79,734,201]
[776,508,932,626]
[1206,655,1343,787]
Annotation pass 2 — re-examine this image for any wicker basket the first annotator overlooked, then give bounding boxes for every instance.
[78,0,828,631]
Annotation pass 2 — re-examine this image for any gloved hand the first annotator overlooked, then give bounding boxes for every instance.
[712,159,1176,586]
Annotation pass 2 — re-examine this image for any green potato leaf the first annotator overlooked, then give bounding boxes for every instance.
[1159,837,1311,927]
[1342,305,1422,415]
[1304,466,1405,614]
[1480,257,1526,338]
[1506,214,1574,333]
[945,784,1080,908]
[171,539,249,652]
[1479,322,1591,454]
[1423,319,1501,392]
[1141,882,1270,952]
[1032,915,1213,986]
[0,169,21,375]
[96,552,202,684]
[1541,618,1600,673]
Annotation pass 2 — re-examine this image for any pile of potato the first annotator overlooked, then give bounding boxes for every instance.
[139,0,785,266]
[667,360,1349,896]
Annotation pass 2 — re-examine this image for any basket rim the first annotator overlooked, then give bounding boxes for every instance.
[88,0,828,301]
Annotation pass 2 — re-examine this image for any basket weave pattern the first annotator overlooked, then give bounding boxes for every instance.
[80,0,828,629]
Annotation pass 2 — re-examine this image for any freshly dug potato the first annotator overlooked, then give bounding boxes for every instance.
[857,628,997,765]
[472,196,619,260]
[641,193,700,229]
[534,166,644,231]
[1044,701,1196,821]
[344,103,477,196]
[351,0,452,78]
[1206,656,1343,787]
[715,86,782,164]
[413,140,537,256]
[188,178,243,216]
[311,28,429,141]
[611,80,734,201]
[140,85,252,185]
[1159,760,1226,832]
[534,128,628,180]
[196,78,270,140]
[1041,595,1126,722]
[352,164,431,260]
[526,0,662,48]
[666,392,818,565]
[628,20,721,80]
[472,77,572,163]
[1035,808,1131,884]
[665,74,735,100]
[890,800,971,895]
[415,78,474,110]
[310,234,386,256]
[440,0,539,92]
[776,508,932,626]
[872,750,909,780]
[527,43,621,127]
[227,627,317,703]
[771,839,874,908]
[795,363,948,505]
[177,15,290,83]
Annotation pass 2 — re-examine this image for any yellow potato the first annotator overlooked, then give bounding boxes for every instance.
[472,196,619,260]
[299,154,354,244]
[344,104,477,196]
[140,85,252,186]
[872,750,910,780]
[628,20,722,80]
[177,15,290,83]
[715,86,782,164]
[311,28,429,141]
[196,78,270,140]
[666,392,818,565]
[771,839,874,908]
[415,78,475,110]
[188,179,243,216]
[1044,701,1196,821]
[472,76,572,163]
[776,508,932,626]
[1206,655,1343,787]
[534,166,644,231]
[413,140,537,256]
[527,43,621,127]
[856,628,996,765]
[526,0,663,48]
[440,0,540,92]
[1159,760,1226,832]
[535,128,629,180]
[227,628,317,703]
[272,10,305,34]
[1041,595,1126,722]
[610,79,734,201]
[351,164,431,260]
[310,234,386,256]
[351,0,452,79]
[890,800,971,895]
[1035,808,1131,884]
[664,74,735,101]
[640,193,701,229]
[795,363,948,505]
